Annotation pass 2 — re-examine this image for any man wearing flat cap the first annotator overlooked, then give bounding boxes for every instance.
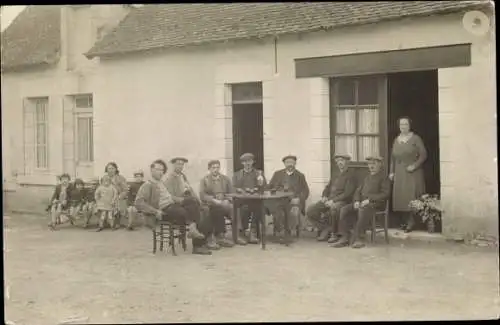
[266,155,310,242]
[199,159,245,249]
[232,152,267,244]
[306,154,357,243]
[332,155,390,249]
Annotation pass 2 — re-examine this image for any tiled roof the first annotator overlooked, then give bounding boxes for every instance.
[86,1,490,58]
[1,5,61,71]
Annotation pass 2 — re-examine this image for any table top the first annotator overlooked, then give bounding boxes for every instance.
[227,191,294,200]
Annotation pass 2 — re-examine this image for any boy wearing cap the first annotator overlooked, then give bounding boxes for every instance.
[47,173,72,230]
[307,154,358,243]
[232,152,267,244]
[266,155,310,243]
[332,156,390,249]
[199,159,242,248]
[125,170,145,231]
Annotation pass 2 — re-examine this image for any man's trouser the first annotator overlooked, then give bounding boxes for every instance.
[162,197,209,248]
[338,203,382,242]
[236,201,261,233]
[265,200,300,233]
[208,202,233,237]
[306,201,347,232]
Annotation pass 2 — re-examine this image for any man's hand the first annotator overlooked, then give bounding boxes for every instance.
[52,199,59,204]
[215,193,225,200]
[155,209,163,220]
[290,197,300,205]
[235,188,244,194]
[62,200,67,206]
[212,199,223,205]
[321,196,328,203]
[406,164,416,172]
[353,201,360,209]
[389,173,395,181]
[361,199,370,207]
[324,200,333,208]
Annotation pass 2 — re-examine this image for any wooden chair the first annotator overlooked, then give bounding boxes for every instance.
[368,201,390,244]
[150,215,187,256]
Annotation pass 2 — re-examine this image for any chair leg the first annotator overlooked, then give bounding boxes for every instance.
[181,225,187,251]
[371,216,376,243]
[159,226,165,252]
[169,225,176,256]
[152,229,157,254]
[384,213,390,244]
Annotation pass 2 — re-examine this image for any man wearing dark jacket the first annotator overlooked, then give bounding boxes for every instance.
[266,155,309,242]
[306,154,357,242]
[332,156,390,249]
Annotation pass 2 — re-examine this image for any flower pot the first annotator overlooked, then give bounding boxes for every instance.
[427,218,436,233]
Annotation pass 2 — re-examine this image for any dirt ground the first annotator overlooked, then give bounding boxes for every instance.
[3,213,500,324]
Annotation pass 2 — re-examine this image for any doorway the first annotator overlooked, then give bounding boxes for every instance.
[387,70,441,230]
[231,82,264,172]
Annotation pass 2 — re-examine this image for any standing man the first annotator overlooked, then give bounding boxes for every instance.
[233,153,267,244]
[306,154,357,242]
[266,155,310,243]
[199,159,245,248]
[332,156,390,249]
[135,159,211,255]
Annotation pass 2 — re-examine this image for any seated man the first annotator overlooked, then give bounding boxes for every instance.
[332,156,390,249]
[199,159,244,248]
[232,153,267,244]
[306,154,357,242]
[136,159,211,255]
[125,170,145,231]
[266,155,309,243]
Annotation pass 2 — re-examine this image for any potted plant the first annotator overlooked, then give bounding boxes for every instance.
[408,194,443,233]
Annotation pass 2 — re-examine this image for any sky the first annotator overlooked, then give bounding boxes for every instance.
[1,5,26,32]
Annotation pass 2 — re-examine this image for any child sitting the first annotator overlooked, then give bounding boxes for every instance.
[68,178,89,224]
[95,175,118,232]
[126,170,145,231]
[47,173,72,230]
[83,177,100,228]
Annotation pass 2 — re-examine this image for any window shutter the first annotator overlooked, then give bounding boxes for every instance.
[23,99,35,175]
[62,97,75,175]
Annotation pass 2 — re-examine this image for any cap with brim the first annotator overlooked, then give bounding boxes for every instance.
[240,153,255,161]
[366,156,383,162]
[170,157,188,164]
[333,154,351,160]
[282,155,297,162]
[133,170,144,176]
[208,159,221,168]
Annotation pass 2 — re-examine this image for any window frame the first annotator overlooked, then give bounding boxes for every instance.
[73,94,94,165]
[33,97,49,170]
[329,75,388,168]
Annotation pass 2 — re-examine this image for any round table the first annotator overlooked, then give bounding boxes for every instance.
[227,191,294,249]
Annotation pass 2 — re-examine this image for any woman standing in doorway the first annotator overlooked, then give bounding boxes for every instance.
[389,117,427,233]
[104,162,129,229]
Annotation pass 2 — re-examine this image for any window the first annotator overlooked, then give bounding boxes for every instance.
[231,82,263,104]
[34,98,49,169]
[331,77,381,162]
[74,94,94,162]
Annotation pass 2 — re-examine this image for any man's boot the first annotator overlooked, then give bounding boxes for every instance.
[327,233,341,243]
[236,231,248,245]
[187,222,205,239]
[206,234,220,250]
[331,237,349,248]
[317,227,331,241]
[215,234,234,248]
[248,229,259,244]
[192,245,212,255]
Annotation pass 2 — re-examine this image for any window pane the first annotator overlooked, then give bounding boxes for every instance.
[231,83,262,103]
[89,118,94,161]
[35,100,47,122]
[36,124,47,145]
[335,136,357,161]
[358,136,379,161]
[36,145,47,168]
[337,79,356,105]
[358,108,379,134]
[78,117,90,161]
[358,77,378,105]
[336,109,356,133]
[75,95,93,108]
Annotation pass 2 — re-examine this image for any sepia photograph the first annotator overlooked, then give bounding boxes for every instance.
[2,2,498,324]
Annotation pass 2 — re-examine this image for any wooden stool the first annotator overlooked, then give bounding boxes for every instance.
[152,220,187,256]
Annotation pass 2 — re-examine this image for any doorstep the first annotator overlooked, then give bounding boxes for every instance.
[387,228,446,243]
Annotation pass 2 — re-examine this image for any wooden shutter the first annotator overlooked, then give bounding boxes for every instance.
[23,99,35,175]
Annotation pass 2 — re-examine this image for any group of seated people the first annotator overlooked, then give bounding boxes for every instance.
[47,152,390,255]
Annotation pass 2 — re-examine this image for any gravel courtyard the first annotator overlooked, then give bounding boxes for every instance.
[3,213,499,324]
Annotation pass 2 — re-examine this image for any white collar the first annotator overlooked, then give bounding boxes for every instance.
[286,169,295,176]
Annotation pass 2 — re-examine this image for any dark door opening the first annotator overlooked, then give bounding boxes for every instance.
[388,70,441,231]
[231,82,264,172]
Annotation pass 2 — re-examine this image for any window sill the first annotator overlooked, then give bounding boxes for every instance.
[17,174,57,186]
